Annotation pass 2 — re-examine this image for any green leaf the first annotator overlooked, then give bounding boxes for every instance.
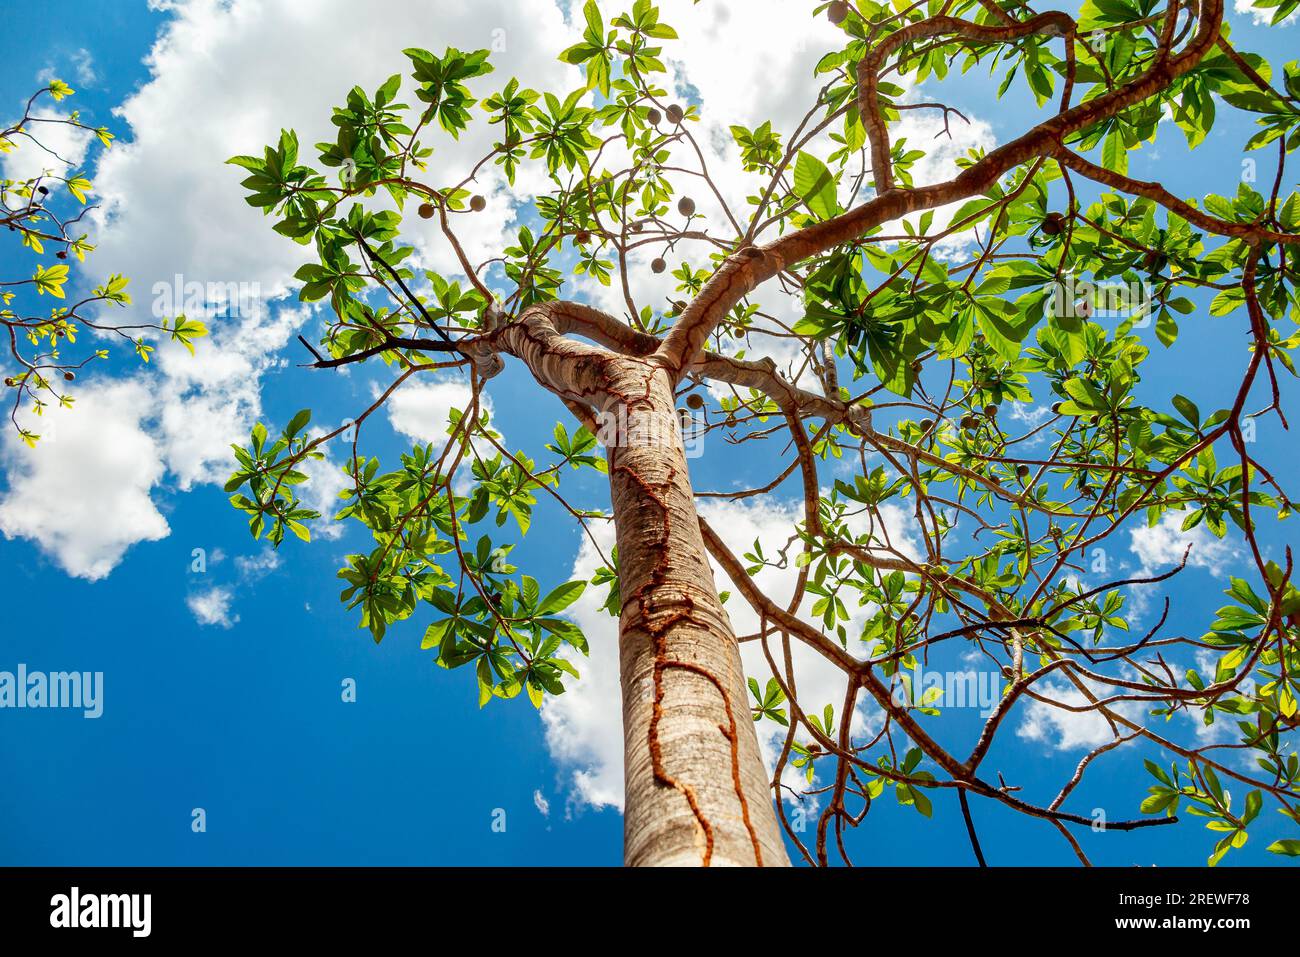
[537,580,586,615]
[793,152,837,221]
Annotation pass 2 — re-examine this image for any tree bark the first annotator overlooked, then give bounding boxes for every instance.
[599,357,790,867]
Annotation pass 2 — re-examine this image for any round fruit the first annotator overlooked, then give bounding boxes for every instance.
[665,103,684,125]
[827,0,849,23]
[470,194,486,212]
[677,196,696,217]
[1016,464,1030,479]
[1041,212,1065,236]
[983,404,997,417]
[63,371,75,381]
[56,250,67,260]
[961,415,979,431]
[574,229,591,245]
[417,203,435,219]
[1144,251,1167,273]
[646,108,662,126]
[630,221,643,233]
[686,393,705,409]
[651,257,667,274]
[919,418,935,433]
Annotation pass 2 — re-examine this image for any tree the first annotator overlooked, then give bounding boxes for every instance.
[226,0,1300,867]
[1,83,206,443]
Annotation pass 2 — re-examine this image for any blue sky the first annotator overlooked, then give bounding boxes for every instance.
[0,0,1296,866]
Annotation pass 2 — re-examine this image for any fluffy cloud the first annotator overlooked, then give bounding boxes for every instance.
[384,376,485,447]
[1129,511,1239,574]
[3,0,579,580]
[1016,678,1144,751]
[90,0,581,300]
[1234,0,1296,25]
[187,585,238,628]
[0,380,169,580]
[295,435,350,541]
[234,548,281,579]
[1,111,94,187]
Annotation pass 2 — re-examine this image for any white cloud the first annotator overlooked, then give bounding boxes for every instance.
[1,111,94,187]
[0,381,169,580]
[384,376,484,447]
[1129,511,1238,574]
[234,548,281,578]
[1124,511,1240,620]
[0,300,311,577]
[296,434,350,541]
[152,303,310,490]
[1017,678,1143,751]
[187,585,238,628]
[88,0,580,305]
[72,49,98,86]
[1235,0,1296,25]
[3,0,579,581]
[532,789,550,817]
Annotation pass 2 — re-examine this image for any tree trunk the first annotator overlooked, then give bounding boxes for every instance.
[601,358,790,867]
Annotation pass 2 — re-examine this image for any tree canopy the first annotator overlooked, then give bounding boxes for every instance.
[224,0,1299,866]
